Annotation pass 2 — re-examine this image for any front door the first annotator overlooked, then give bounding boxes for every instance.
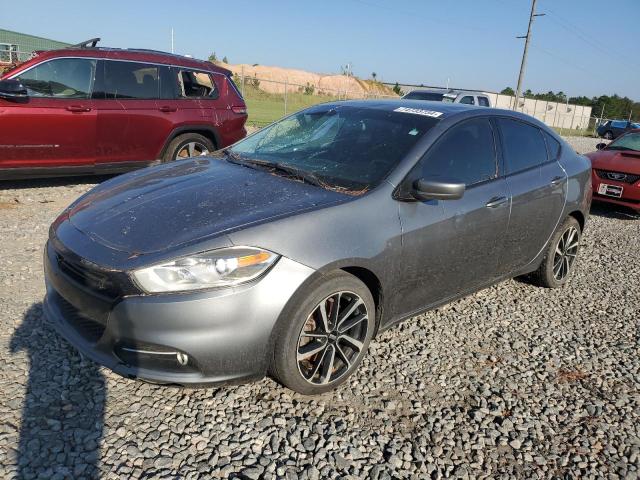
[394,117,510,317]
[0,57,96,169]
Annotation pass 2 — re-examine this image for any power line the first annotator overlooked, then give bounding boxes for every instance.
[514,0,544,110]
[543,7,640,72]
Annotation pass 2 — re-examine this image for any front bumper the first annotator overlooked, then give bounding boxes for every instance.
[43,241,315,386]
[591,171,640,211]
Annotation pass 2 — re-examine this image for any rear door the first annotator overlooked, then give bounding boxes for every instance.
[496,118,566,275]
[94,60,167,165]
[1,57,96,169]
[395,117,510,316]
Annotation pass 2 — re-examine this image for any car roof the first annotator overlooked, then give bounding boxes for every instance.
[310,99,551,128]
[28,47,231,75]
[408,89,488,96]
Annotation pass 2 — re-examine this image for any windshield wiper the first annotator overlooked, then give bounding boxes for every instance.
[223,151,324,187]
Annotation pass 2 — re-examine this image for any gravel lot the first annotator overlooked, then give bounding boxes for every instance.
[0,136,638,479]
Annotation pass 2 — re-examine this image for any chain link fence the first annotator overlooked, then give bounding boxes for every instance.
[234,74,398,127]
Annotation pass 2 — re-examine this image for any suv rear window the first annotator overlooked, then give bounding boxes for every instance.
[404,91,444,101]
[477,96,490,107]
[498,118,548,174]
[177,70,217,98]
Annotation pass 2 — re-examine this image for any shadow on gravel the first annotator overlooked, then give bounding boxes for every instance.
[10,303,105,479]
[0,175,114,191]
[590,202,640,221]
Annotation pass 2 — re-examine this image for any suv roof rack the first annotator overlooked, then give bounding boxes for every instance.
[70,38,101,49]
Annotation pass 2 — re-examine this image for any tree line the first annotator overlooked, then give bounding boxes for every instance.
[500,87,639,121]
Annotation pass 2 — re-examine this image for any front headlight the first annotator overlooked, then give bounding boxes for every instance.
[131,247,279,293]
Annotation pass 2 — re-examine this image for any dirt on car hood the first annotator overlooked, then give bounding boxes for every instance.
[67,157,350,254]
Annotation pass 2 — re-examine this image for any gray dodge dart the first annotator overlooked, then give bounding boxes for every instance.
[44,100,592,394]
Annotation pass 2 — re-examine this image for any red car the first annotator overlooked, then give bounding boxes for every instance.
[586,129,640,212]
[0,41,247,179]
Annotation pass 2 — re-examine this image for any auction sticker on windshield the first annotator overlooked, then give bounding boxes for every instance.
[394,107,444,118]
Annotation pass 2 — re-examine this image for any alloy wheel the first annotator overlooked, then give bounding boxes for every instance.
[553,226,579,281]
[297,291,369,385]
[175,141,209,159]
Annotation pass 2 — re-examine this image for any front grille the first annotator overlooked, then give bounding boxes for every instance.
[595,169,640,185]
[50,240,139,301]
[57,295,106,344]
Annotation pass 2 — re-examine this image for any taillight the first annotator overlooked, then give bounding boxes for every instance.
[231,106,247,114]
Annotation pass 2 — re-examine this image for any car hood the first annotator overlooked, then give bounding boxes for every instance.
[66,157,350,254]
[586,150,640,175]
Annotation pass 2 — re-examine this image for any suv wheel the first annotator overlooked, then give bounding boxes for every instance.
[163,133,215,162]
[271,271,375,395]
[530,216,581,288]
[603,131,613,140]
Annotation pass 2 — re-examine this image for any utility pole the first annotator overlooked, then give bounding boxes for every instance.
[171,28,174,54]
[514,0,544,111]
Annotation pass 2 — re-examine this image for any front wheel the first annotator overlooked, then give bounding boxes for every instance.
[271,271,375,395]
[530,217,581,288]
[603,131,614,140]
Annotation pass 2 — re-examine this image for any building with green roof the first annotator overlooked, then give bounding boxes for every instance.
[0,29,70,64]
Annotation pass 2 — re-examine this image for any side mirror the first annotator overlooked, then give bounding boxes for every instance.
[412,177,465,201]
[0,79,28,102]
[596,143,607,150]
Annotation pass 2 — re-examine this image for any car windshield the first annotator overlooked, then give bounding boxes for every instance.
[228,104,440,193]
[607,132,640,152]
[442,96,455,103]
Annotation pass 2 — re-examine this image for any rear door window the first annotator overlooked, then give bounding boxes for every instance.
[95,60,159,99]
[177,69,218,98]
[15,58,96,98]
[498,118,548,174]
[419,118,498,185]
[543,131,562,160]
[477,96,490,107]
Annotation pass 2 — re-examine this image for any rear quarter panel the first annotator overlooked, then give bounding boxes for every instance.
[558,141,592,226]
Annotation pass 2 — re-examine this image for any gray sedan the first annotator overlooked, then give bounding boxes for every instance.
[44,100,592,394]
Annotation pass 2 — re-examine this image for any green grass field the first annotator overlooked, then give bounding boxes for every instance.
[242,86,341,126]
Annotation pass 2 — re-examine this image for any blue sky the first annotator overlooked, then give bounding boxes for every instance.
[4,0,639,99]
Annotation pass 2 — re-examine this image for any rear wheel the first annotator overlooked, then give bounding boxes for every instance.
[163,133,215,162]
[530,216,581,288]
[271,271,375,395]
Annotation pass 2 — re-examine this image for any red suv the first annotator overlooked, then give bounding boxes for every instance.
[0,44,247,179]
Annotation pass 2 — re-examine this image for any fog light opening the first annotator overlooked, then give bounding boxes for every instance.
[176,352,189,366]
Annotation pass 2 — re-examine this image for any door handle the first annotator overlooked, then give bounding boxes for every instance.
[159,105,177,113]
[550,176,564,186]
[485,196,508,208]
[66,105,91,112]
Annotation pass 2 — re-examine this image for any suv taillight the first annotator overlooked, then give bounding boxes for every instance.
[231,106,247,114]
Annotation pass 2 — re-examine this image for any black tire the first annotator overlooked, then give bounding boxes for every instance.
[603,130,614,140]
[271,271,375,395]
[530,216,581,288]
[162,133,215,162]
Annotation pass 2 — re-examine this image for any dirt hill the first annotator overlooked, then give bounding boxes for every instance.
[218,62,397,98]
